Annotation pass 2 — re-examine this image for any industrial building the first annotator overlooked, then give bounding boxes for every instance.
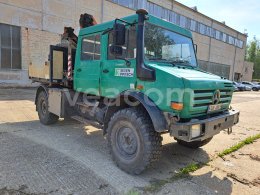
[0,0,253,86]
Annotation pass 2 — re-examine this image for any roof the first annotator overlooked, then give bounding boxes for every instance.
[79,13,192,38]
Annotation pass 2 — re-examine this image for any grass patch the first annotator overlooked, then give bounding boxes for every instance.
[143,179,169,193]
[218,134,260,157]
[126,190,140,195]
[177,163,201,175]
[143,162,203,193]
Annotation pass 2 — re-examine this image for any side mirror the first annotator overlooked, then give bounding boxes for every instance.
[194,44,198,54]
[110,45,123,56]
[113,23,126,46]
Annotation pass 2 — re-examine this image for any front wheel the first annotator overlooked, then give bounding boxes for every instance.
[107,108,162,175]
[176,137,213,149]
[36,91,59,125]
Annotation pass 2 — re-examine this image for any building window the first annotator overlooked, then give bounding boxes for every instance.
[186,18,191,29]
[161,8,168,20]
[206,26,211,36]
[169,11,175,23]
[222,33,227,42]
[180,15,186,28]
[109,0,244,49]
[0,23,21,70]
[190,19,197,31]
[199,23,206,35]
[154,4,162,17]
[175,14,180,25]
[81,34,101,60]
[228,35,235,45]
[235,39,243,48]
[238,40,243,48]
[111,0,138,9]
[215,30,221,40]
[211,28,216,38]
[146,1,154,14]
[219,32,223,40]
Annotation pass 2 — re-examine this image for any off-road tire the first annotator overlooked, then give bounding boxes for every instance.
[176,137,213,149]
[36,91,59,125]
[107,108,162,175]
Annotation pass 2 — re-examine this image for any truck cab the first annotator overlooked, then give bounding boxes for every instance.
[31,9,239,174]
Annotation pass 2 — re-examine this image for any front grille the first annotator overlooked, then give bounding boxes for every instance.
[190,89,233,116]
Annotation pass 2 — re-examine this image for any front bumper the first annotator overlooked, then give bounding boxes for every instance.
[169,109,240,142]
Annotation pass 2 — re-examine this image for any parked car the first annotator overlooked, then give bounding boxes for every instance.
[252,82,260,85]
[244,85,253,91]
[233,82,246,91]
[241,81,260,91]
[234,85,239,91]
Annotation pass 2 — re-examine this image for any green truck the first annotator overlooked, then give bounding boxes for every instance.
[29,9,239,174]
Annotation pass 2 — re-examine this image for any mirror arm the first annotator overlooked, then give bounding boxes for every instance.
[116,57,131,66]
[194,44,198,54]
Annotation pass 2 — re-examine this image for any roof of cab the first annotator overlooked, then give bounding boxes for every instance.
[79,13,192,38]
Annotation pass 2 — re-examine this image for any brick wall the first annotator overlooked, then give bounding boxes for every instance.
[21,27,60,69]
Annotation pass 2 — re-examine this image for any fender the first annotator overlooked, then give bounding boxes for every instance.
[35,84,48,109]
[104,90,167,133]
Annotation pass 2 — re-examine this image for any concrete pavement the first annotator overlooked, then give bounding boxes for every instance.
[0,88,259,194]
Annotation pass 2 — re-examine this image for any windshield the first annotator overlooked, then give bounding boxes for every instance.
[144,23,197,66]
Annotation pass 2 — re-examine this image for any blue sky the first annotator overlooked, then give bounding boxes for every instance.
[177,0,260,42]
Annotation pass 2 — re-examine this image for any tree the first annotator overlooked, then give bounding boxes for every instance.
[144,23,175,58]
[246,37,260,79]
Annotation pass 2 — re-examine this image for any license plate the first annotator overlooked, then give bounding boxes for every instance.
[208,104,222,112]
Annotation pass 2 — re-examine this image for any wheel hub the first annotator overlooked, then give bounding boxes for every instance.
[117,127,138,155]
[41,100,47,115]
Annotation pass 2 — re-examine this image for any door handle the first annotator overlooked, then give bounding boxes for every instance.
[77,68,82,72]
[103,69,109,73]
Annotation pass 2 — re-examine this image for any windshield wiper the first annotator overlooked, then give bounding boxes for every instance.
[148,58,168,61]
[170,60,195,68]
[148,58,176,66]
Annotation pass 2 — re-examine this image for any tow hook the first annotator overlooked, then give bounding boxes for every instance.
[228,127,232,134]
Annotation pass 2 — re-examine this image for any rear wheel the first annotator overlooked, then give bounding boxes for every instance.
[176,137,213,149]
[252,87,258,91]
[107,108,162,175]
[36,91,59,125]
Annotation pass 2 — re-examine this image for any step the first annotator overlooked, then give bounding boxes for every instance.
[71,115,103,129]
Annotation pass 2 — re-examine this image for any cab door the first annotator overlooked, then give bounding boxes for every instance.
[74,34,101,95]
[100,26,137,98]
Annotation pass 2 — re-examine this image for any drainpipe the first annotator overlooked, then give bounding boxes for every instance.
[207,19,213,72]
[136,9,155,81]
[232,32,239,81]
[101,0,104,23]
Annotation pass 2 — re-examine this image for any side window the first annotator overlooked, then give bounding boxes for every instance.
[81,34,101,60]
[108,25,136,60]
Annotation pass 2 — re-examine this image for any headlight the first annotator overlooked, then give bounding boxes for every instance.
[191,124,201,138]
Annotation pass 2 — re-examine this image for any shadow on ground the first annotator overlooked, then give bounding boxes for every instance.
[151,171,233,195]
[0,118,233,194]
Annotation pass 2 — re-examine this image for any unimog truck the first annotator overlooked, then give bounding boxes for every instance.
[29,9,240,174]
